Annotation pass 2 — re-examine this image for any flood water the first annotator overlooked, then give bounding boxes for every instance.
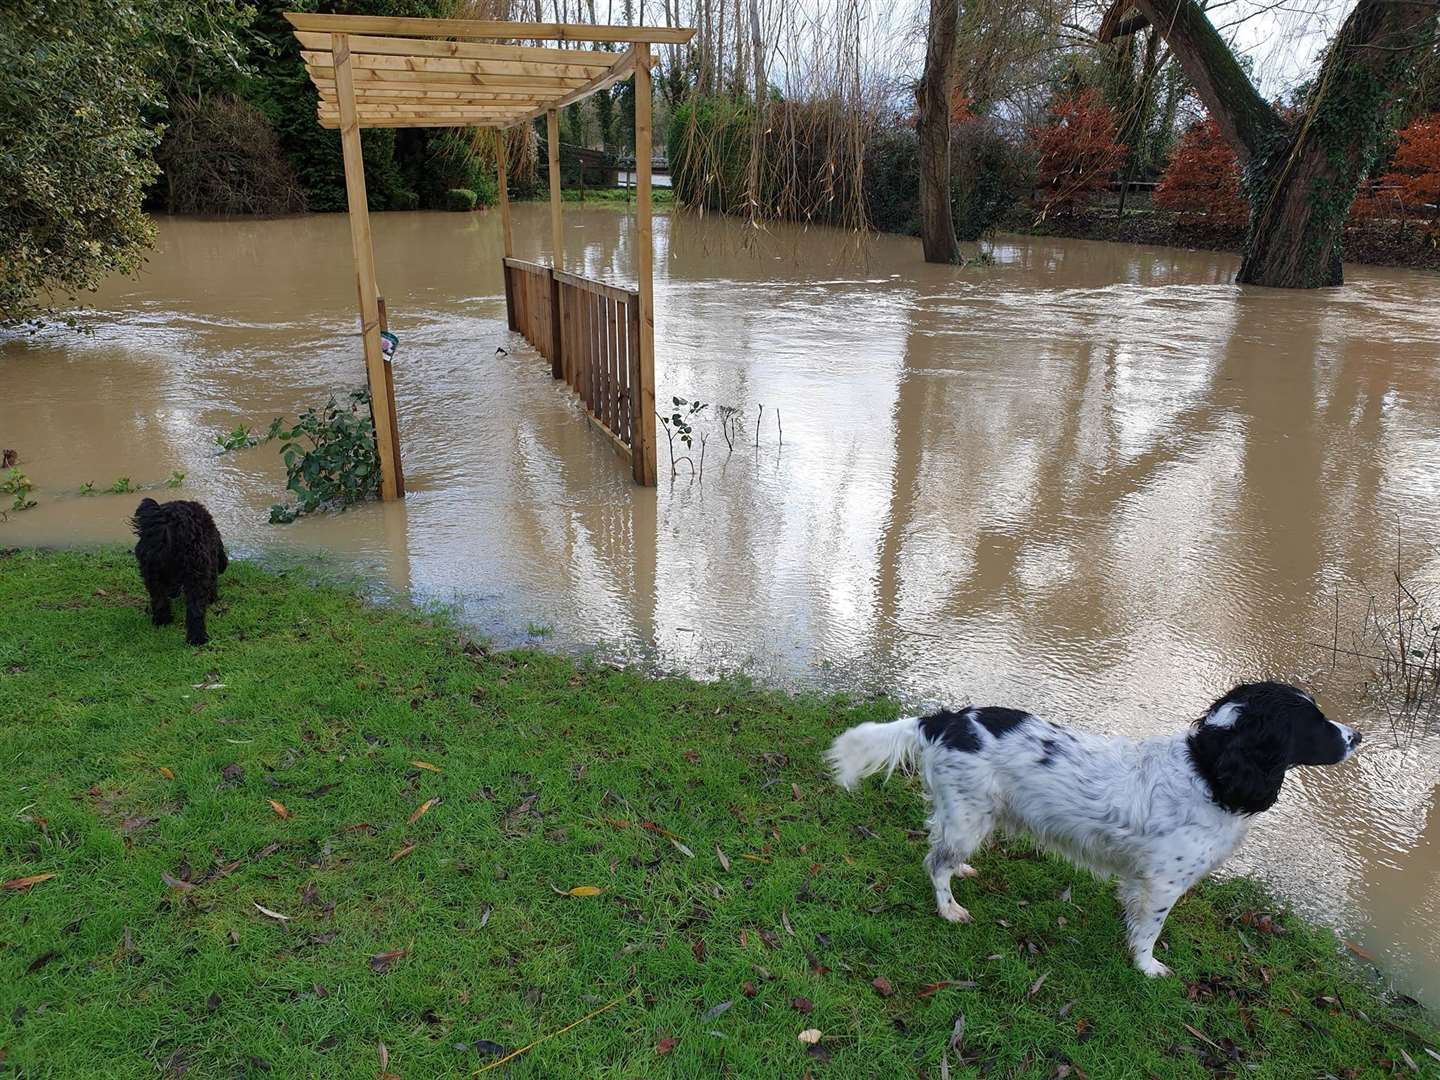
[3,208,1440,1003]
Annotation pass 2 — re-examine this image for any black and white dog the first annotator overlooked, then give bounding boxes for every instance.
[826,682,1361,976]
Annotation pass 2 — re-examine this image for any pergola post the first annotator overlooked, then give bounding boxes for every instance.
[631,43,658,487]
[545,109,566,380]
[497,130,517,332]
[331,32,403,500]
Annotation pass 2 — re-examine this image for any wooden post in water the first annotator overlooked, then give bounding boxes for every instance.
[332,32,402,501]
[497,130,516,332]
[631,44,658,487]
[376,296,405,496]
[547,110,563,271]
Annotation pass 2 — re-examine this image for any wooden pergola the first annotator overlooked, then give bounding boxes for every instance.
[284,13,696,495]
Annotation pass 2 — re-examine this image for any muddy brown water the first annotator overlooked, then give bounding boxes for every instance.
[4,208,1440,1002]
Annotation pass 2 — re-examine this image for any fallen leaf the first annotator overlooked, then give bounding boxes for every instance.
[370,948,409,973]
[1181,1022,1223,1053]
[917,980,977,997]
[715,846,731,871]
[473,1040,507,1057]
[792,996,814,1014]
[940,1050,951,1080]
[411,761,442,772]
[1399,1048,1418,1072]
[1344,940,1374,962]
[792,783,802,801]
[655,1036,679,1055]
[741,980,757,998]
[781,910,795,936]
[1028,971,1050,999]
[479,905,492,929]
[670,838,695,858]
[159,767,175,780]
[1056,999,1078,1018]
[160,871,195,892]
[872,976,895,998]
[950,1013,966,1052]
[253,902,291,921]
[797,1029,822,1045]
[269,800,290,820]
[377,1040,389,1071]
[192,679,226,690]
[408,797,440,825]
[565,885,602,897]
[692,938,707,963]
[701,1000,732,1022]
[388,843,416,863]
[221,763,245,783]
[807,1043,832,1063]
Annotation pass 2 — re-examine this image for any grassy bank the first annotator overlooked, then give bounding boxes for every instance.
[1,549,1435,1078]
[517,186,676,208]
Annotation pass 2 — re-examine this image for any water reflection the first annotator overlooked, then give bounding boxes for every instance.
[3,208,1440,1000]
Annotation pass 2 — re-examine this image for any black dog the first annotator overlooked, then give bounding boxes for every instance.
[131,498,228,646]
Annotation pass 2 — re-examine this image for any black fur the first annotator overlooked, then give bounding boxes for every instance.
[131,498,228,646]
[919,709,981,752]
[1186,681,1357,815]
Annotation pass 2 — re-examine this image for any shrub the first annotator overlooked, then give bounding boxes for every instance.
[863,127,923,235]
[268,391,381,524]
[446,188,479,212]
[1154,118,1248,228]
[155,94,306,215]
[952,119,1032,240]
[1353,113,1440,222]
[1029,88,1125,217]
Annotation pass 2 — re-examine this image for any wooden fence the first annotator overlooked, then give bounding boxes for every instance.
[502,256,655,486]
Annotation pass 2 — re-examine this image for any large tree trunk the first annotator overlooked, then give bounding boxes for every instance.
[918,0,961,264]
[1102,0,1438,288]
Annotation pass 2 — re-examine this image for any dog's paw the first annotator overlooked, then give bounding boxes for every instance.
[186,633,209,647]
[1135,956,1174,978]
[938,900,972,924]
[956,863,979,878]
[152,611,173,626]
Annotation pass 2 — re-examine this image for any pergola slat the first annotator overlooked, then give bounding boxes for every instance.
[299,49,612,80]
[306,65,589,91]
[285,12,695,44]
[505,46,638,128]
[293,30,618,65]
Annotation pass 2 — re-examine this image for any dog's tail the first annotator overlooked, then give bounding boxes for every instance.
[826,716,924,790]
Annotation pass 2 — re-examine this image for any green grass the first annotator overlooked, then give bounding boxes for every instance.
[516,186,676,208]
[1,549,1436,1079]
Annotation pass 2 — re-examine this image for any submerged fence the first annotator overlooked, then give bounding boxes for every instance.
[502,257,655,486]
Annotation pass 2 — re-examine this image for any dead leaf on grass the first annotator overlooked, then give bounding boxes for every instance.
[950,1013,966,1052]
[158,767,175,780]
[715,846,731,871]
[655,1036,678,1055]
[370,948,409,973]
[554,885,602,897]
[252,902,291,922]
[408,797,440,825]
[160,871,194,892]
[792,997,813,1014]
[388,843,416,863]
[411,761,441,772]
[1027,972,1049,998]
[701,1000,732,1022]
[269,800,291,820]
[872,976,895,998]
[797,1029,822,1045]
[781,910,794,936]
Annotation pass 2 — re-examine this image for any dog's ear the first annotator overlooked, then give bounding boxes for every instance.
[1208,710,1289,814]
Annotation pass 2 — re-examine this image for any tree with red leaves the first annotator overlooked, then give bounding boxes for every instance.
[1030,88,1125,217]
[1154,117,1248,228]
[1353,114,1440,222]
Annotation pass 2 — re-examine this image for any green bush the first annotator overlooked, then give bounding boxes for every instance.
[863,128,923,235]
[445,188,478,212]
[668,96,753,214]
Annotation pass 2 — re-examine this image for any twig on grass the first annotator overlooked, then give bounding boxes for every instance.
[474,985,639,1074]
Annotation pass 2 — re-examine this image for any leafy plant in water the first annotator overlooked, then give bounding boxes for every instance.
[657,397,708,478]
[216,425,258,453]
[108,477,134,494]
[268,390,381,525]
[1,468,37,513]
[166,470,185,488]
[78,481,95,496]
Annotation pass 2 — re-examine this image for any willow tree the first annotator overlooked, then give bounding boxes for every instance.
[918,0,962,262]
[1101,0,1438,288]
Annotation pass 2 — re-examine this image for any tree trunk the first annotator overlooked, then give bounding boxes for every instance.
[1102,0,1437,288]
[746,0,766,221]
[918,0,961,264]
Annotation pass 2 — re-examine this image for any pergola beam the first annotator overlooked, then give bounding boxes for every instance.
[300,49,612,80]
[507,46,638,128]
[286,12,695,43]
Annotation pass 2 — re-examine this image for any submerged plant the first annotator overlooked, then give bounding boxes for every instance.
[108,477,133,494]
[165,470,185,488]
[1,468,36,513]
[78,481,94,496]
[268,390,381,524]
[658,396,708,479]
